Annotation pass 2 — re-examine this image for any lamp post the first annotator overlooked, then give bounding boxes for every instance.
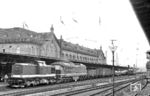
[109,40,117,96]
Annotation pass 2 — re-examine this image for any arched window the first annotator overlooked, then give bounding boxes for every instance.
[80,56,82,60]
[83,57,85,60]
[66,54,68,57]
[85,57,87,61]
[87,58,89,61]
[81,57,83,60]
[70,54,72,59]
[90,58,92,62]
[73,55,75,59]
[61,53,64,57]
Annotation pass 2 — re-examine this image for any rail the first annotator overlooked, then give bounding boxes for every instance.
[0,75,143,96]
[48,77,143,96]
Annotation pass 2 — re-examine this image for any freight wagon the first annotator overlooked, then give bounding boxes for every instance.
[87,67,112,79]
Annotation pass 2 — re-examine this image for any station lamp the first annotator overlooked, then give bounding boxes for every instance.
[109,40,117,96]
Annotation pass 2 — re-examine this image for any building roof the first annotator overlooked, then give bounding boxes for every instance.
[60,39,105,57]
[130,0,150,44]
[0,27,55,45]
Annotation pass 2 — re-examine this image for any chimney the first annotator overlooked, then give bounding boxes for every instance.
[50,24,54,33]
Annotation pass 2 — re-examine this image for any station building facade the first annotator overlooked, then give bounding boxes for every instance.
[0,26,106,64]
[0,26,60,58]
[60,39,106,64]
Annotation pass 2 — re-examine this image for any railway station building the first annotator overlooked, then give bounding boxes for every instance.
[60,38,106,64]
[0,25,106,65]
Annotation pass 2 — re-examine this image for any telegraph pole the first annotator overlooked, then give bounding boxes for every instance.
[109,40,117,96]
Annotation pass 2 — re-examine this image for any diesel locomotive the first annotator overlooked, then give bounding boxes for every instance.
[8,61,56,87]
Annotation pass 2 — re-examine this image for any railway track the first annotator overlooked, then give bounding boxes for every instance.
[103,83,130,96]
[89,83,130,96]
[49,78,141,96]
[0,75,143,96]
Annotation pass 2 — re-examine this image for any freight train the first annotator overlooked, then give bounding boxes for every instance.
[115,69,134,76]
[7,60,132,87]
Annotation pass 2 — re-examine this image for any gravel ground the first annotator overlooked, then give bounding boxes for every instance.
[113,79,148,96]
[135,83,150,96]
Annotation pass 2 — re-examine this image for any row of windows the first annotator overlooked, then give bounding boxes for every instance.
[0,33,36,38]
[61,53,99,62]
[0,45,39,55]
[0,44,103,64]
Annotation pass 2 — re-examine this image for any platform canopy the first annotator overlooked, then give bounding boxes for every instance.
[130,0,150,44]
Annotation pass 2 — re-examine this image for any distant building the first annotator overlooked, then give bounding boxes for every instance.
[0,26,106,64]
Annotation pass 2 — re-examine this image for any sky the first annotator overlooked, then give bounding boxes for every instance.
[0,0,149,70]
